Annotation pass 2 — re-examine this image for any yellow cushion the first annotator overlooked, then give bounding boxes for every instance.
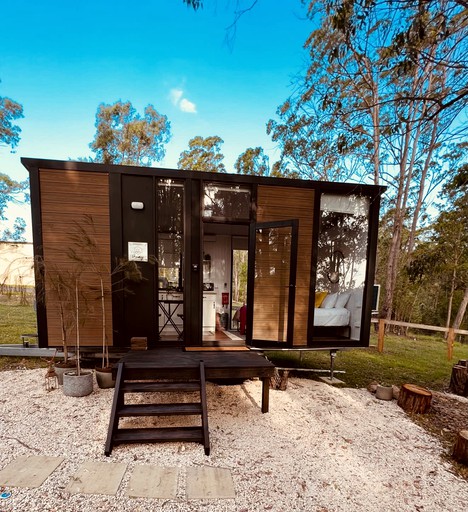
[315,291,328,308]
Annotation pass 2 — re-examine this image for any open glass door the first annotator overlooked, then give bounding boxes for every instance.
[247,220,298,346]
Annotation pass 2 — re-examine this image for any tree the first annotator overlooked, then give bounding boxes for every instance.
[177,135,226,172]
[405,161,468,332]
[235,147,270,175]
[0,92,27,241]
[1,217,26,242]
[0,95,23,150]
[270,0,468,320]
[439,163,468,332]
[89,101,171,166]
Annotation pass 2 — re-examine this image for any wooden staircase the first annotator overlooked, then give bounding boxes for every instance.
[105,360,210,456]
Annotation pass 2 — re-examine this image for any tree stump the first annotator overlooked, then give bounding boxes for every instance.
[449,364,468,396]
[269,369,289,390]
[397,384,432,414]
[452,430,468,466]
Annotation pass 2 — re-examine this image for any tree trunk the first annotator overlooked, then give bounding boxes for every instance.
[269,368,289,391]
[397,383,432,414]
[452,430,468,466]
[449,362,468,397]
[445,266,457,339]
[452,286,468,332]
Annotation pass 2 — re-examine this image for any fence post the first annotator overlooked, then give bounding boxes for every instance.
[447,328,455,361]
[378,318,386,353]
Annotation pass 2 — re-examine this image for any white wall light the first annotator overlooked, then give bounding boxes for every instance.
[131,201,145,210]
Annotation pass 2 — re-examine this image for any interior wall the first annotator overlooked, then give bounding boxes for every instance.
[203,234,232,316]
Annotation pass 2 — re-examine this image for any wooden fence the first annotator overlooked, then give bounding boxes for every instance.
[372,318,468,360]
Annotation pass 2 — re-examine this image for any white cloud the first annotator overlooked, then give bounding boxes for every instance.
[170,88,183,106]
[179,98,197,113]
[169,88,197,113]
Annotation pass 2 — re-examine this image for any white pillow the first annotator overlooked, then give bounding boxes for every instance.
[335,292,351,308]
[321,292,338,308]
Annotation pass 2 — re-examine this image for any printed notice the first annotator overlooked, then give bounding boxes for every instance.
[128,242,148,262]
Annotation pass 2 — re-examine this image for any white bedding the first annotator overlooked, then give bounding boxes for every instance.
[314,307,350,326]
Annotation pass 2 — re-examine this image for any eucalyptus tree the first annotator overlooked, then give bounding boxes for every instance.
[235,147,270,176]
[89,101,171,166]
[438,163,468,332]
[177,135,226,172]
[269,0,468,320]
[0,92,28,240]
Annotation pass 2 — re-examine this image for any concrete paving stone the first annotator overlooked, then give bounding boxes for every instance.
[186,467,235,499]
[126,465,178,499]
[319,376,345,385]
[0,456,64,488]
[65,461,127,495]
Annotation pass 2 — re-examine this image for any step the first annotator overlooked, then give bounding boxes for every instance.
[118,403,202,417]
[121,381,200,393]
[113,427,204,444]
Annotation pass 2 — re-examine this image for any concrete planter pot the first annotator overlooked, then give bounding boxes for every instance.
[95,367,115,389]
[375,384,393,401]
[55,362,77,385]
[63,371,93,397]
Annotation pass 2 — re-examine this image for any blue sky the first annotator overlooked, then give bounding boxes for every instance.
[1,1,311,178]
[1,1,312,238]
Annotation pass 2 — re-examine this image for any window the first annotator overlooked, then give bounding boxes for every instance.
[203,182,251,221]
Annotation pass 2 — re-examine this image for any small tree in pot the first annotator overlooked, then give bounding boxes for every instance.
[35,258,77,384]
[62,273,94,397]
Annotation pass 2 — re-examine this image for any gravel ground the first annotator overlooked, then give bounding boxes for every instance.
[1,368,468,512]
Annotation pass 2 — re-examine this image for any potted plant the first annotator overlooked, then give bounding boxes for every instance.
[35,258,77,384]
[375,382,394,400]
[62,276,94,397]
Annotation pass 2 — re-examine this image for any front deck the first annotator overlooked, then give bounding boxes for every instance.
[115,347,276,412]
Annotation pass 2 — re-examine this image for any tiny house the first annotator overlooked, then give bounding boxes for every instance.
[23,158,384,352]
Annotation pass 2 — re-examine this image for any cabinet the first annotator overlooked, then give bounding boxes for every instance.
[202,292,216,332]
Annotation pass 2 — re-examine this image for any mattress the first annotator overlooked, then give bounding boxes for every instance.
[314,307,350,327]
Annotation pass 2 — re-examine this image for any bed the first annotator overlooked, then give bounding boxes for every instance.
[313,307,350,326]
[313,291,352,328]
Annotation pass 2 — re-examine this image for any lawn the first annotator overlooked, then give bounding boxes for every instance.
[0,298,467,390]
[0,301,37,345]
[267,333,468,391]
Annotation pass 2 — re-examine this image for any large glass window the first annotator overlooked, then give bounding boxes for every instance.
[203,182,251,221]
[315,194,370,340]
[157,180,184,290]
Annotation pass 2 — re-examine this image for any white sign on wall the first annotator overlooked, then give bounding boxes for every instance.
[128,242,148,262]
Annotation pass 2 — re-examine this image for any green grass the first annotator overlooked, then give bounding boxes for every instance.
[267,333,468,391]
[0,302,37,345]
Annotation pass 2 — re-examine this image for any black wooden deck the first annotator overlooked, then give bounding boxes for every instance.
[115,347,275,412]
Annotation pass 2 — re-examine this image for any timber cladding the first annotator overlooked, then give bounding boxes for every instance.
[39,169,112,347]
[256,185,314,346]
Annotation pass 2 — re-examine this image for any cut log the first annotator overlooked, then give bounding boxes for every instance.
[397,384,432,414]
[449,365,468,397]
[269,369,289,391]
[452,430,468,466]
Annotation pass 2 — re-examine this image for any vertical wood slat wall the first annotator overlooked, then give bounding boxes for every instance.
[39,169,112,347]
[256,186,314,345]
[251,226,292,341]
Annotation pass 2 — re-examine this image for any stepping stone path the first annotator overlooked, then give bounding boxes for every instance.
[0,456,236,500]
[0,456,64,488]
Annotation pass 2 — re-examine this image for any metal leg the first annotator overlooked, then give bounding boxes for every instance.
[330,350,337,381]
